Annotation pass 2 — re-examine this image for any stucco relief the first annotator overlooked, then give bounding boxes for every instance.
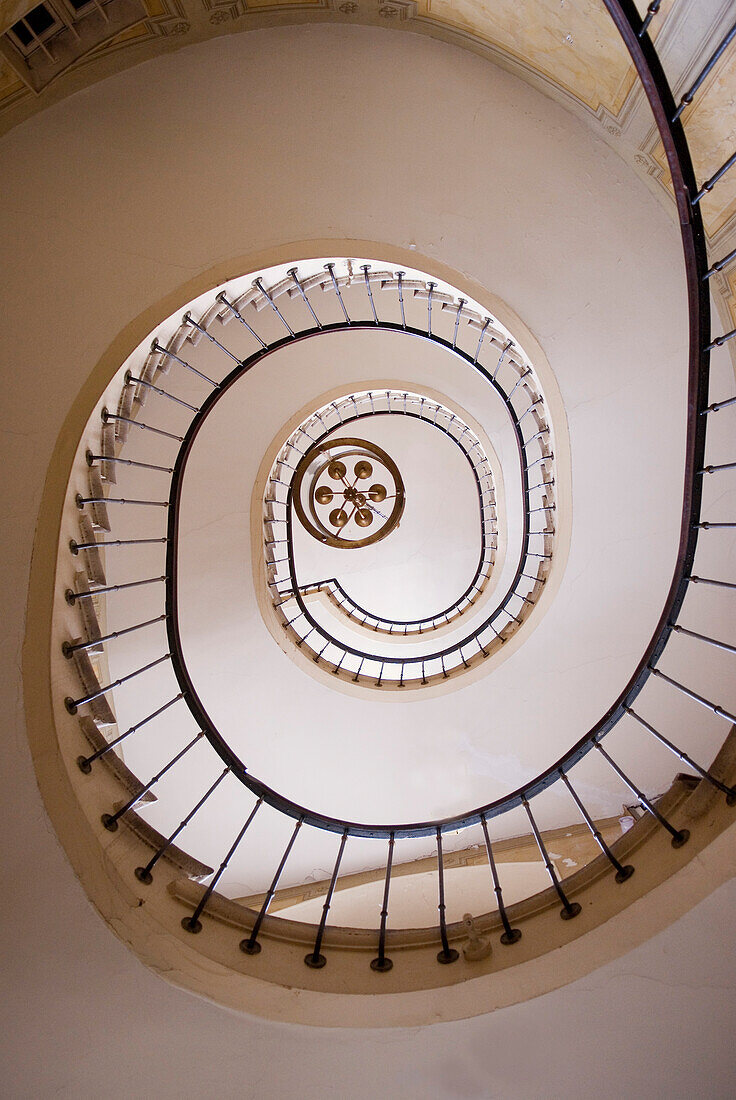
[650,41,736,239]
[420,0,669,114]
[0,0,667,122]
[0,0,733,324]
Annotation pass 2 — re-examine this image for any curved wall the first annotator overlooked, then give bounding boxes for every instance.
[8,20,727,1033]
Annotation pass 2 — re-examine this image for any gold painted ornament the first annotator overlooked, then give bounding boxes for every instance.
[292,437,405,549]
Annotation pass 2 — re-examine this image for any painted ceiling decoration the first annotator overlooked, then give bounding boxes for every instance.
[0,0,734,332]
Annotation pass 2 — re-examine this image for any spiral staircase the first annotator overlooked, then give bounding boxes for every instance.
[7,0,736,1064]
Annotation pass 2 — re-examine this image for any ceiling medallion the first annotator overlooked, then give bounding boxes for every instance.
[292,437,405,549]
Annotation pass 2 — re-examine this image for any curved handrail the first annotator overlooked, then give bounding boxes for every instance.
[135,2,711,835]
[266,388,551,674]
[275,330,543,682]
[267,392,498,636]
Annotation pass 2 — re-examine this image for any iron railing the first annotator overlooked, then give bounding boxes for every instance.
[58,0,736,973]
[267,388,501,639]
[264,385,555,685]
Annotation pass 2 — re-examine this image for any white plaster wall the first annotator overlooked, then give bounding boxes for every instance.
[40,19,701,882]
[2,22,735,1094]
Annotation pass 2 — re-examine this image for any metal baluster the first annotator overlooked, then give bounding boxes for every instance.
[638,0,661,38]
[182,798,263,933]
[135,766,231,883]
[673,21,736,120]
[63,613,166,657]
[324,263,350,323]
[558,770,634,882]
[474,317,491,365]
[516,399,543,426]
[625,707,736,805]
[436,827,459,963]
[102,409,184,442]
[101,731,203,831]
[452,298,466,349]
[396,271,406,330]
[64,653,171,714]
[152,338,223,383]
[522,797,582,919]
[76,494,168,509]
[426,281,435,336]
[370,833,395,972]
[704,245,736,281]
[526,453,553,470]
[700,461,736,474]
[77,693,183,773]
[671,623,736,655]
[86,451,173,474]
[241,818,303,954]
[492,340,514,381]
[706,328,736,351]
[125,371,199,413]
[181,315,240,366]
[304,830,349,968]
[479,814,521,943]
[595,742,689,847]
[650,667,736,724]
[702,394,736,412]
[361,264,378,323]
[66,575,165,605]
[215,292,268,349]
[692,152,736,206]
[253,278,295,337]
[287,267,321,328]
[70,536,168,553]
[508,368,533,399]
[519,426,547,448]
[690,575,736,591]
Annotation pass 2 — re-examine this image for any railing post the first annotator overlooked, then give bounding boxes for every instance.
[371,833,395,972]
[304,830,349,968]
[240,818,303,955]
[480,814,521,944]
[436,827,459,963]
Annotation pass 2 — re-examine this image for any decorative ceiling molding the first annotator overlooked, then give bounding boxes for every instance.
[0,0,678,129]
[0,0,733,334]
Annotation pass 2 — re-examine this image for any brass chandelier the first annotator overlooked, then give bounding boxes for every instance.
[292,437,405,549]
